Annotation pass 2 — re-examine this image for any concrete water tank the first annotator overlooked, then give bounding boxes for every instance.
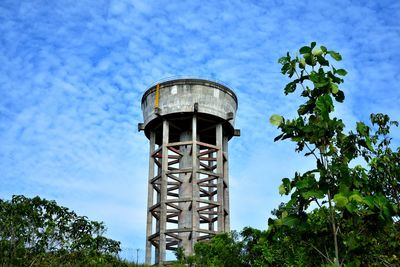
[139,78,239,265]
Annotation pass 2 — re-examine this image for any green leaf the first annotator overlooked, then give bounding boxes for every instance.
[270,114,283,126]
[281,215,300,227]
[328,51,342,61]
[284,81,297,94]
[279,178,291,195]
[299,46,311,54]
[302,190,325,199]
[349,194,363,203]
[331,83,339,94]
[296,176,316,190]
[299,58,306,69]
[273,133,284,142]
[287,60,296,78]
[365,137,373,151]
[356,122,366,134]
[363,196,374,208]
[316,95,334,119]
[298,103,313,115]
[273,218,283,227]
[316,55,329,66]
[345,202,357,213]
[304,53,316,66]
[278,56,288,64]
[356,122,370,137]
[333,193,348,207]
[335,69,347,76]
[312,49,323,56]
[267,218,275,227]
[310,42,316,49]
[334,90,345,102]
[278,184,286,195]
[314,81,330,88]
[310,70,330,88]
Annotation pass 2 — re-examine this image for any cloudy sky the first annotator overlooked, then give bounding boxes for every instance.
[1,0,399,262]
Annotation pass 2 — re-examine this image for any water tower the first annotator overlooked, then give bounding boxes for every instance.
[139,78,239,265]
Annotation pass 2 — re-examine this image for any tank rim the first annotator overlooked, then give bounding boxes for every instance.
[141,78,238,106]
[143,112,236,142]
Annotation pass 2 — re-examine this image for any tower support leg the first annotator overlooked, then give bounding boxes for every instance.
[145,132,155,265]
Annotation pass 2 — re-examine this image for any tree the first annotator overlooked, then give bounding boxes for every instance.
[269,42,399,266]
[169,42,399,267]
[0,195,126,266]
[191,232,244,267]
[240,227,268,266]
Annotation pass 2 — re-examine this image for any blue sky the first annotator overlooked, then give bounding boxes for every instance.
[1,0,399,262]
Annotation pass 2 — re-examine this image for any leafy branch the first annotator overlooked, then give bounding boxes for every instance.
[269,42,399,266]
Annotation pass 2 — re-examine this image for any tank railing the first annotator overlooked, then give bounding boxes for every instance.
[147,75,233,91]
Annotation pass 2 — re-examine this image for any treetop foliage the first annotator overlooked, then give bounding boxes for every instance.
[176,42,399,267]
[268,42,399,266]
[0,195,130,266]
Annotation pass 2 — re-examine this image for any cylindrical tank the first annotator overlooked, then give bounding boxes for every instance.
[140,78,239,265]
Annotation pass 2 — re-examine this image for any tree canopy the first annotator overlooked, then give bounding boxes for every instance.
[0,195,128,266]
[176,42,400,267]
[268,41,399,266]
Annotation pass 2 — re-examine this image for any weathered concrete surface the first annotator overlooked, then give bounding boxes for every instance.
[141,79,238,137]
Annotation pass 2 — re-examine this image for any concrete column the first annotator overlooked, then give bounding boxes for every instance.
[155,161,161,263]
[223,136,230,232]
[216,124,224,232]
[191,115,199,250]
[208,149,215,232]
[159,120,169,264]
[178,131,192,255]
[145,131,156,265]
